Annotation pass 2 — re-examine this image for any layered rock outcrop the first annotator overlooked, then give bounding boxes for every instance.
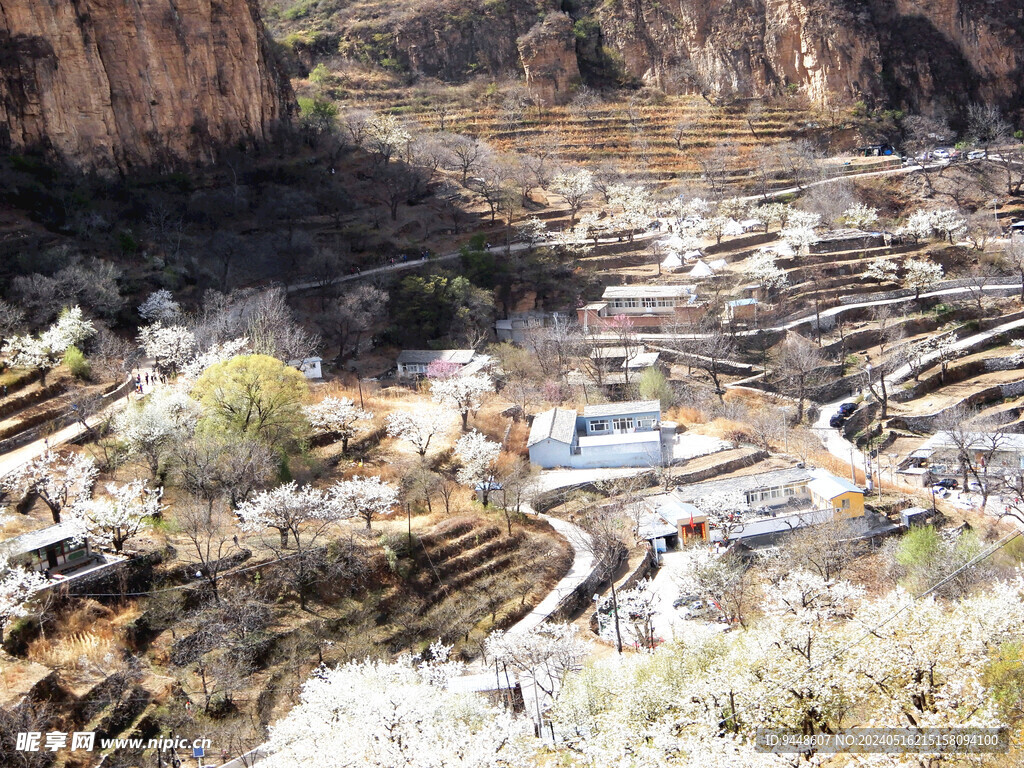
[299,0,1022,115]
[0,0,293,174]
[517,13,581,105]
[592,0,1022,114]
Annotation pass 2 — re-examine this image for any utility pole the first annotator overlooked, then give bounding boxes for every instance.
[610,581,623,654]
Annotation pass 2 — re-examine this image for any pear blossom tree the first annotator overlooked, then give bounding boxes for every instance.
[454,431,501,506]
[2,451,98,524]
[514,216,548,249]
[0,556,47,641]
[2,306,96,386]
[864,258,900,283]
[779,210,821,251]
[114,387,201,482]
[485,623,588,722]
[743,250,789,294]
[607,183,654,241]
[237,482,344,608]
[138,322,197,377]
[303,396,373,453]
[259,643,534,768]
[178,337,249,381]
[929,208,969,243]
[137,289,182,323]
[550,169,594,224]
[385,408,452,457]
[902,257,944,298]
[70,480,162,553]
[431,374,492,431]
[838,203,880,230]
[597,579,659,649]
[331,475,399,530]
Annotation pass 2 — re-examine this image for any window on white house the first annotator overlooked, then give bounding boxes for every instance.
[637,418,655,430]
[642,297,657,308]
[613,417,634,431]
[589,419,610,433]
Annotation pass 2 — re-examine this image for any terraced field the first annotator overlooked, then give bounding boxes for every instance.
[329,83,857,193]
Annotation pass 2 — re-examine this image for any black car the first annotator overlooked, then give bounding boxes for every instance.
[829,414,846,428]
[838,402,858,417]
[933,478,958,489]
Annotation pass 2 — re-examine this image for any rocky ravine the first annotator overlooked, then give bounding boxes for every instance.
[0,0,294,174]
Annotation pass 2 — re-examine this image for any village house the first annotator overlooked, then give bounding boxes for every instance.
[899,431,1024,487]
[494,311,571,345]
[577,285,706,331]
[587,345,664,386]
[528,400,670,469]
[288,356,324,379]
[396,349,489,379]
[665,467,866,544]
[0,523,96,575]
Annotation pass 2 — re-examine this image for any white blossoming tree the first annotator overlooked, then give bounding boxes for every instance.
[864,258,900,283]
[550,169,594,224]
[929,208,969,243]
[2,306,96,386]
[743,250,789,293]
[237,482,344,608]
[178,337,249,381]
[838,203,880,230]
[1,451,98,524]
[454,431,501,506]
[902,257,944,298]
[0,557,47,641]
[779,210,821,251]
[138,322,197,376]
[431,374,492,431]
[331,475,399,531]
[385,408,452,457]
[137,289,182,323]
[259,643,535,768]
[114,387,201,482]
[514,216,549,248]
[303,396,373,453]
[70,480,162,553]
[486,623,589,721]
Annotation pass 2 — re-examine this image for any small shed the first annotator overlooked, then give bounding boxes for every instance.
[288,357,323,380]
[0,524,92,574]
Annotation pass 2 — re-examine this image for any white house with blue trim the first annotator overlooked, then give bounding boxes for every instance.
[527,400,669,469]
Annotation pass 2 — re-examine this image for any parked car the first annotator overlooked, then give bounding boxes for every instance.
[968,149,986,160]
[838,402,858,417]
[933,478,958,489]
[829,414,846,428]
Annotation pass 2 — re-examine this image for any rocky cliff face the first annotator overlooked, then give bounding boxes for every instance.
[293,0,1022,116]
[591,0,1023,114]
[517,13,581,105]
[0,0,293,174]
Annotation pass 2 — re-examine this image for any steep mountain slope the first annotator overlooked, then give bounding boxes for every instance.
[0,0,294,174]
[266,0,1023,114]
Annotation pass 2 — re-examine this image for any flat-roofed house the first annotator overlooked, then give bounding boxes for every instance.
[528,400,669,469]
[0,523,94,575]
[577,285,706,331]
